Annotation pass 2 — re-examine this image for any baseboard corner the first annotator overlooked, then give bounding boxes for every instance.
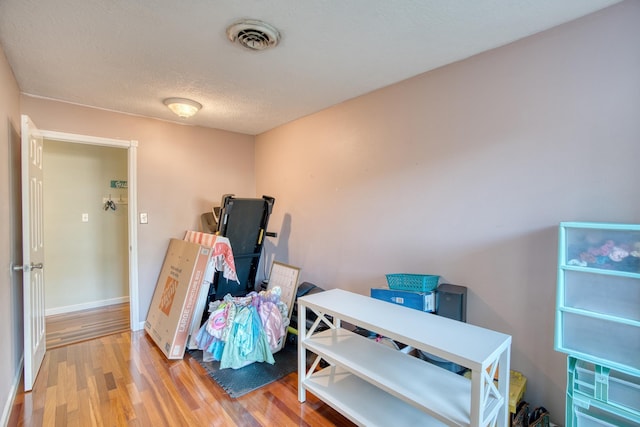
[1,356,23,427]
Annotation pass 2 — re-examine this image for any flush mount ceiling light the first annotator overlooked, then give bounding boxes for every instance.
[163,97,202,118]
[226,19,280,51]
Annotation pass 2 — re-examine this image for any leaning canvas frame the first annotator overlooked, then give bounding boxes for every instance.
[267,261,300,319]
[267,261,301,352]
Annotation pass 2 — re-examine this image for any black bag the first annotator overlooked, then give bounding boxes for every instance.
[511,402,550,427]
[511,401,529,427]
[528,407,550,427]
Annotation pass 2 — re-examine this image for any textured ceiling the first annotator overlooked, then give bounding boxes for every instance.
[0,0,621,135]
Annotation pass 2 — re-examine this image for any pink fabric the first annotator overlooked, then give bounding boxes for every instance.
[211,236,238,282]
[184,230,217,247]
[183,231,238,282]
[258,300,285,351]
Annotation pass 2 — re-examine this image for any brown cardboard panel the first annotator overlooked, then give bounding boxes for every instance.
[145,238,211,359]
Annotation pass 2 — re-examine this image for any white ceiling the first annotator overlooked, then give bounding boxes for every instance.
[0,0,621,135]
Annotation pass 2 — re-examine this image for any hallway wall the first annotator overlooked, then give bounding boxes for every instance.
[43,140,129,313]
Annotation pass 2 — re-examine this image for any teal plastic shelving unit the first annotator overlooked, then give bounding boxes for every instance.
[556,222,640,426]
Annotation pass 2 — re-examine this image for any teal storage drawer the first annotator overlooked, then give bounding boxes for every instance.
[568,356,640,418]
[568,402,639,427]
[562,270,640,321]
[558,311,640,373]
[562,223,640,274]
[556,222,640,374]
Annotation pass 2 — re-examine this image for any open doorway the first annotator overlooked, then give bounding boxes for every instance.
[42,139,130,347]
[38,129,139,334]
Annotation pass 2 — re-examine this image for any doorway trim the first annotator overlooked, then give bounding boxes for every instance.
[39,129,140,331]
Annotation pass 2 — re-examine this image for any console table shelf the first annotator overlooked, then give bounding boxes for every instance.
[297,289,512,427]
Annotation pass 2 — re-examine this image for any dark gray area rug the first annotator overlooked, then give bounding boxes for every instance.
[188,343,298,398]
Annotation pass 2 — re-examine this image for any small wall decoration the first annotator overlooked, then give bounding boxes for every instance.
[110,180,128,189]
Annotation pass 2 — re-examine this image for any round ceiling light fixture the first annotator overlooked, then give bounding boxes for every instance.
[163,97,202,118]
[226,19,280,51]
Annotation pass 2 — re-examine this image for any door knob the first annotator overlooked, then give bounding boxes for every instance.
[12,263,43,272]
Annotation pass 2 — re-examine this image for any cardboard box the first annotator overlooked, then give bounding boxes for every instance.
[145,238,212,359]
[370,288,436,312]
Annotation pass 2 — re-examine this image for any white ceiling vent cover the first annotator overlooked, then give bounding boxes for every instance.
[227,19,280,51]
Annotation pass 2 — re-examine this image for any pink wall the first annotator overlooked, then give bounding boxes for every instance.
[0,42,23,423]
[256,1,640,420]
[3,1,639,422]
[20,96,256,329]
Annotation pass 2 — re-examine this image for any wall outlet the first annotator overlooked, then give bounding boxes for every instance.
[82,213,89,222]
[139,212,148,224]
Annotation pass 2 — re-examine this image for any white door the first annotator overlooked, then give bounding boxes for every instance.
[20,115,46,391]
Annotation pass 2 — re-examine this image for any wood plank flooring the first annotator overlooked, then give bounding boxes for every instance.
[45,303,130,349]
[10,329,355,426]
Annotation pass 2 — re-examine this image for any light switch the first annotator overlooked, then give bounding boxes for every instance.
[82,213,89,222]
[140,212,148,224]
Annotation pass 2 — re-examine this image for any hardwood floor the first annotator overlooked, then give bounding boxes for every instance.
[9,330,355,426]
[46,303,130,349]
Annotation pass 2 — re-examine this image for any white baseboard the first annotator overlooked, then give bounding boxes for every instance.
[135,320,146,331]
[45,296,130,316]
[1,356,23,427]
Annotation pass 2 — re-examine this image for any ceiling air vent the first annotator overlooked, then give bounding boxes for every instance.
[226,19,280,51]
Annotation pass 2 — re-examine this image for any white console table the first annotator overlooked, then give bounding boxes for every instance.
[297,289,511,427]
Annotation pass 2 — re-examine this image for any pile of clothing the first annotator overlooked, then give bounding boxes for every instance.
[194,287,289,369]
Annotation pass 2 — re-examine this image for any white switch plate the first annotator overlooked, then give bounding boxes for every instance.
[82,213,89,222]
[140,212,148,224]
